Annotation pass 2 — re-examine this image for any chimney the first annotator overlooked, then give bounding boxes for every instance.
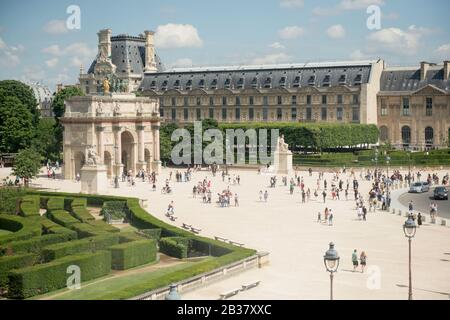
[420,61,429,81]
[444,60,450,80]
[97,29,112,62]
[143,30,157,73]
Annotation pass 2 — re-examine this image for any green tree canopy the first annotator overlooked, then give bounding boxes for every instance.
[12,148,42,186]
[0,96,35,153]
[0,80,39,124]
[32,118,59,161]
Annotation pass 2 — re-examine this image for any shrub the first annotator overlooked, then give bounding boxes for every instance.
[86,220,120,233]
[0,187,27,215]
[100,201,129,221]
[19,195,40,218]
[118,231,146,243]
[71,198,87,208]
[137,229,162,240]
[7,250,112,299]
[42,233,119,262]
[70,223,107,238]
[109,239,157,270]
[0,215,41,245]
[0,253,38,288]
[48,209,80,228]
[46,197,65,212]
[0,233,74,256]
[71,206,95,222]
[159,237,189,259]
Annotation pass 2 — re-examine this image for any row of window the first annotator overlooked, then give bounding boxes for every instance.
[160,94,360,107]
[161,107,360,122]
[149,73,363,90]
[380,125,437,145]
[381,97,434,116]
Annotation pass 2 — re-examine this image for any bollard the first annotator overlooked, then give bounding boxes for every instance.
[441,219,447,227]
[398,209,402,216]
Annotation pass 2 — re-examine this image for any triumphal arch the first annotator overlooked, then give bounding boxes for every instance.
[61,92,161,181]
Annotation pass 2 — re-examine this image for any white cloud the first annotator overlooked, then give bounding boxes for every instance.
[42,42,96,69]
[366,25,431,55]
[45,58,59,68]
[252,53,292,65]
[0,36,22,68]
[279,26,305,40]
[21,66,46,82]
[269,42,285,49]
[154,23,203,48]
[327,24,346,39]
[42,44,61,56]
[312,7,340,16]
[340,0,384,10]
[436,44,450,58]
[43,20,68,35]
[349,49,371,60]
[170,58,193,68]
[280,0,304,8]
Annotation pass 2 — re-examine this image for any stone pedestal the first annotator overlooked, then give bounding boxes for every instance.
[273,150,293,175]
[136,161,147,172]
[81,165,108,194]
[151,160,162,174]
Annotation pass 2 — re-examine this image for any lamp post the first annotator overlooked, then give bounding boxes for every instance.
[324,242,340,300]
[386,156,391,210]
[407,150,412,186]
[372,148,379,179]
[403,215,417,300]
[165,283,181,300]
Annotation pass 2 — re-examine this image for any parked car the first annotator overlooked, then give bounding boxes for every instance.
[433,186,448,200]
[409,182,430,193]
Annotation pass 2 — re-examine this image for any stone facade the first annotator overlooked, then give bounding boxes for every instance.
[61,93,161,180]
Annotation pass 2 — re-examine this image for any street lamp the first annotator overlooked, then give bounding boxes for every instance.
[403,215,417,300]
[165,283,181,300]
[407,150,412,186]
[386,156,391,210]
[324,242,340,300]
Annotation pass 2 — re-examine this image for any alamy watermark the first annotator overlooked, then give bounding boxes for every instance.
[366,5,381,30]
[66,5,81,30]
[170,121,280,166]
[66,265,81,290]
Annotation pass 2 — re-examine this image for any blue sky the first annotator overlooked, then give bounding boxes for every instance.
[0,0,449,91]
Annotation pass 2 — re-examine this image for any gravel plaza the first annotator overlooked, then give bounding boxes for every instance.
[3,166,449,300]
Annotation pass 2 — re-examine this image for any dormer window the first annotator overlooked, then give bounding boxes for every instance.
[293,76,301,88]
[237,77,244,89]
[224,78,231,89]
[210,78,218,89]
[279,76,287,87]
[354,74,362,85]
[150,80,156,90]
[199,79,205,89]
[161,80,168,91]
[308,75,316,86]
[174,79,180,89]
[185,79,192,90]
[338,74,346,85]
[251,77,258,88]
[264,77,272,88]
[323,75,331,87]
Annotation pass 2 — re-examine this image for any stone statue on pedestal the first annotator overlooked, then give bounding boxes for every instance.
[86,146,100,166]
[278,134,289,152]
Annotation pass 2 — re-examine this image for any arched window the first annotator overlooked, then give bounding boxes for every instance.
[379,126,389,142]
[425,127,434,145]
[401,126,411,145]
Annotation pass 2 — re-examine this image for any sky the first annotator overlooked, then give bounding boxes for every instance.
[0,0,449,91]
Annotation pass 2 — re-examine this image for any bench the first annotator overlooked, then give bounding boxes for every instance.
[214,236,228,242]
[229,240,244,247]
[219,288,241,300]
[169,215,178,221]
[190,227,201,234]
[182,223,192,230]
[241,280,261,291]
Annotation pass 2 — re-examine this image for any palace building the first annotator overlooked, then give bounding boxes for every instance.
[78,29,450,151]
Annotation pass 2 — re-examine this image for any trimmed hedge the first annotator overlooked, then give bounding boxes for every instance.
[48,209,80,228]
[159,237,189,259]
[46,197,65,212]
[70,206,95,223]
[138,229,162,240]
[110,239,157,270]
[0,253,38,288]
[101,201,129,221]
[0,233,75,256]
[0,215,41,245]
[7,250,112,299]
[42,233,119,262]
[118,231,146,243]
[19,195,40,218]
[70,223,107,238]
[86,220,120,233]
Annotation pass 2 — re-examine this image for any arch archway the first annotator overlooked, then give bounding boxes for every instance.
[74,151,85,179]
[121,131,135,175]
[425,127,433,147]
[401,126,411,146]
[104,151,112,178]
[379,126,389,142]
[144,148,151,170]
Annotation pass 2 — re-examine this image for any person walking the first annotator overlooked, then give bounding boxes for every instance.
[317,211,321,223]
[360,251,367,273]
[264,190,269,202]
[328,211,333,226]
[408,200,414,214]
[417,212,422,227]
[352,249,359,272]
[322,190,327,203]
[167,201,174,215]
[234,193,239,207]
[259,190,263,202]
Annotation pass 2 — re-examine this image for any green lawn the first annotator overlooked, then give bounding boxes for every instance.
[0,229,12,236]
[32,260,202,300]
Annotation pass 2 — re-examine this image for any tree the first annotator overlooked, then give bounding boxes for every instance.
[0,80,39,124]
[0,96,35,153]
[12,148,42,187]
[51,86,84,156]
[33,118,59,161]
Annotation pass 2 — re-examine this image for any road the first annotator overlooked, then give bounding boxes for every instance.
[398,186,450,219]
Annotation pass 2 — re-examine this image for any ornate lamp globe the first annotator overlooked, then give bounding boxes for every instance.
[403,215,417,238]
[165,284,181,300]
[324,242,340,273]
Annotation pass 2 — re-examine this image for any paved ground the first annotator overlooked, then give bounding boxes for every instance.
[398,187,450,219]
[1,166,449,300]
